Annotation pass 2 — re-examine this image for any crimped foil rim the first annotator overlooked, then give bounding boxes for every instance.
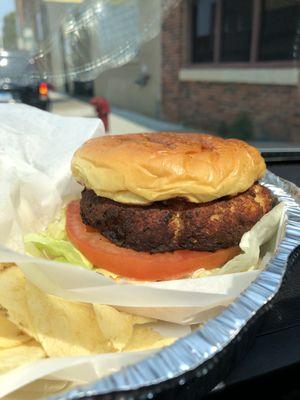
[49,171,300,400]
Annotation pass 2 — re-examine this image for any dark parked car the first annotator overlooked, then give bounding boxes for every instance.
[0,50,50,110]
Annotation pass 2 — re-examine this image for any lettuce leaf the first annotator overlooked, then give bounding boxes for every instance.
[24,209,92,269]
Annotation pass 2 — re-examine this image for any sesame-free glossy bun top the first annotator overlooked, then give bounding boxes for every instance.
[71,132,266,204]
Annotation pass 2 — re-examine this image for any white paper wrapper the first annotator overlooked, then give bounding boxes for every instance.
[0,104,286,398]
[0,349,154,398]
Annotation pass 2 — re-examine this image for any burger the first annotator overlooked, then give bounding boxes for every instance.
[64,132,274,281]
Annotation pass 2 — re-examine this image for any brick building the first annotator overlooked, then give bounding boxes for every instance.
[162,0,300,142]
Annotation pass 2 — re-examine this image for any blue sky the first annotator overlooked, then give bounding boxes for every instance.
[0,0,15,31]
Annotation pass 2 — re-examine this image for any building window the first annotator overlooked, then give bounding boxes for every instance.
[192,0,216,63]
[191,0,300,64]
[259,0,300,61]
[221,0,253,62]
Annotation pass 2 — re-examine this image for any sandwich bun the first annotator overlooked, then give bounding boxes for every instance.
[71,132,266,205]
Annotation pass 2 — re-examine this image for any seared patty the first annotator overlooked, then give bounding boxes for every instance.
[80,184,275,253]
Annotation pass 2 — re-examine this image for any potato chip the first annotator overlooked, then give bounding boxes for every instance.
[3,379,72,400]
[0,310,31,349]
[26,282,113,357]
[131,314,156,325]
[93,305,131,351]
[0,263,15,272]
[93,304,155,351]
[124,325,175,352]
[0,340,45,374]
[0,267,37,340]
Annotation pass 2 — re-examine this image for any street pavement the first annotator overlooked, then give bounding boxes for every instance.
[50,91,184,134]
[50,91,96,118]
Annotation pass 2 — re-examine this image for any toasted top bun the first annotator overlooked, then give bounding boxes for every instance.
[71,132,266,204]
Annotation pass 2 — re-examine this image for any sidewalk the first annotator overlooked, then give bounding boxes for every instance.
[50,91,95,118]
[109,107,185,134]
[49,92,185,134]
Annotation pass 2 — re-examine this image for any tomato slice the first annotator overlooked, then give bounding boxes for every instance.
[66,201,240,281]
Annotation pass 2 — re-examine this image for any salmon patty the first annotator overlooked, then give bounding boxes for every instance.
[80,183,275,253]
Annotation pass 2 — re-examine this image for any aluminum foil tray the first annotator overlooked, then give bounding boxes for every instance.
[49,171,300,400]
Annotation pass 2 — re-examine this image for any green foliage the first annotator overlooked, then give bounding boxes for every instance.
[230,112,254,139]
[2,12,17,50]
[217,112,254,140]
[217,121,229,137]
